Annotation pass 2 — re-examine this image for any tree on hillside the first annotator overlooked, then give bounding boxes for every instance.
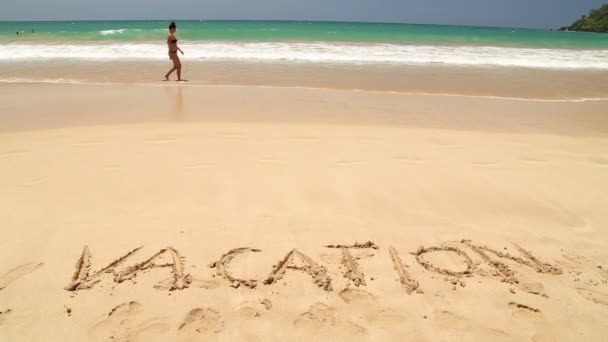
[564,4,608,32]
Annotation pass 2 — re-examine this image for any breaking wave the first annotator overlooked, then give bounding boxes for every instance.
[3,41,608,69]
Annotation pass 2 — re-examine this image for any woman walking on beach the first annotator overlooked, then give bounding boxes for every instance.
[164,21,184,81]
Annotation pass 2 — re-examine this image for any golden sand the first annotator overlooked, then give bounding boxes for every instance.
[1,83,607,341]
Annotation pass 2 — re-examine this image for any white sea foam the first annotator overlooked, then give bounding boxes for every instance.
[3,42,608,69]
[99,29,127,35]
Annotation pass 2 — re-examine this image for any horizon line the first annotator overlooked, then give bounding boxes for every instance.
[0,19,554,31]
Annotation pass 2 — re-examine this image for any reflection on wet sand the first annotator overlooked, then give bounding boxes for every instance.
[166,86,184,121]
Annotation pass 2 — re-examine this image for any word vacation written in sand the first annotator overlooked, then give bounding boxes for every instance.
[62,239,565,294]
[2,238,608,340]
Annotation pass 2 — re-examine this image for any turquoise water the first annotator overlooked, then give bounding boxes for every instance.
[2,21,608,69]
[2,20,608,49]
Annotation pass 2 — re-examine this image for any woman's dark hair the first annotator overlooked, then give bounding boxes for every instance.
[169,21,176,29]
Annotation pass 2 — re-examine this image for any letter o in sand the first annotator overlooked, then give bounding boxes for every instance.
[414,246,474,277]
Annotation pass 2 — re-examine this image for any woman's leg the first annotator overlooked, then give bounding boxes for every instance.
[164,67,176,80]
[165,54,178,80]
[176,57,182,81]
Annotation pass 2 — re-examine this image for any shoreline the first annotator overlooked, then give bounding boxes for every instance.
[3,60,608,101]
[5,79,608,102]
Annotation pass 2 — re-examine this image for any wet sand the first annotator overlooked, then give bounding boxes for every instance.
[3,60,608,100]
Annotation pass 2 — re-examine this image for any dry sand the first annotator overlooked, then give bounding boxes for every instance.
[1,83,608,341]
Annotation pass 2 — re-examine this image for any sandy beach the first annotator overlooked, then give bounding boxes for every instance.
[1,78,607,341]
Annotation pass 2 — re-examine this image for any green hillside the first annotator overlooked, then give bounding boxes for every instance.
[564,4,608,32]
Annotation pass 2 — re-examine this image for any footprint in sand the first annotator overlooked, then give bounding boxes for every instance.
[339,288,377,304]
[339,288,405,325]
[293,302,366,336]
[434,310,471,331]
[235,301,266,319]
[178,308,223,335]
[434,309,515,340]
[0,263,44,291]
[508,303,555,341]
[576,288,608,306]
[365,307,405,326]
[0,309,12,326]
[508,302,544,321]
[89,301,169,342]
[519,282,546,296]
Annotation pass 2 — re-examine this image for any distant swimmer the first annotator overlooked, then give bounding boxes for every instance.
[164,21,185,82]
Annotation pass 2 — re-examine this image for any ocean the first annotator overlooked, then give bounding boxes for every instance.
[2,20,608,69]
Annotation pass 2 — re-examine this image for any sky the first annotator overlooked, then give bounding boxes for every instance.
[1,0,606,29]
